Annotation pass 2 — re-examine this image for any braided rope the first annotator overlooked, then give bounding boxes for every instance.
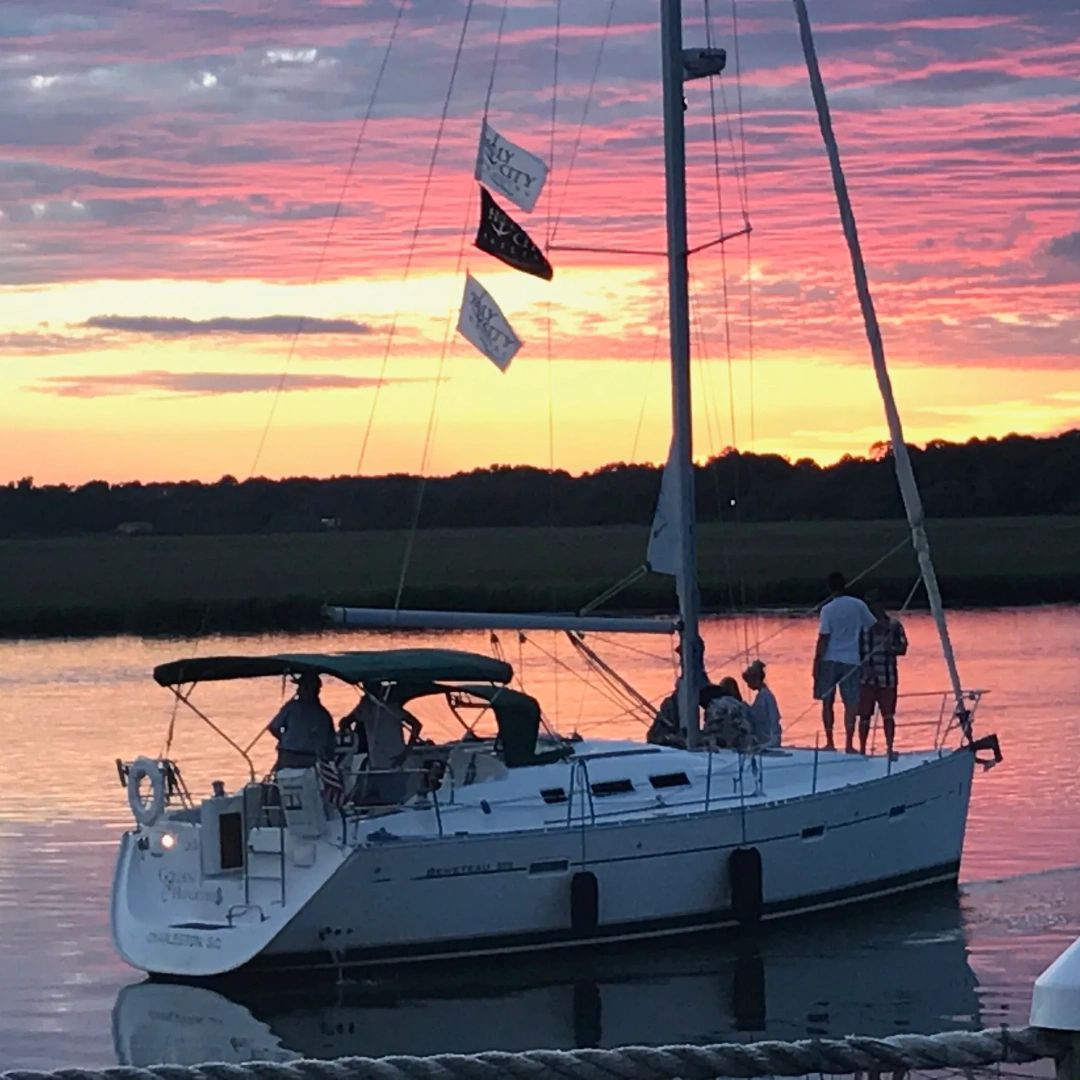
[4,1026,1067,1080]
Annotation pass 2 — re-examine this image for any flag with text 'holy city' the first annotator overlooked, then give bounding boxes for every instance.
[475,121,548,213]
[475,187,553,281]
[456,273,522,372]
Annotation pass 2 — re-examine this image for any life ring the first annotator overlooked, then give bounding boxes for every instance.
[127,757,166,827]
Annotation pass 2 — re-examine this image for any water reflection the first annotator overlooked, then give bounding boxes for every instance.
[0,609,1076,1069]
[114,886,979,1064]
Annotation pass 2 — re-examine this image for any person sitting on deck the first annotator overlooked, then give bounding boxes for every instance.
[703,677,753,750]
[742,659,782,748]
[267,672,336,771]
[647,693,685,748]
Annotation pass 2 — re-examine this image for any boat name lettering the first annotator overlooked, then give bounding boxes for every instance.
[158,869,195,885]
[425,860,513,878]
[147,930,222,950]
[148,1009,222,1027]
[163,884,224,905]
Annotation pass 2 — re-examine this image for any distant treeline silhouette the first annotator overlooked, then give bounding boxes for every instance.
[3,431,1076,538]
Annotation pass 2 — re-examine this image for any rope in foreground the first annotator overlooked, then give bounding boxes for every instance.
[3,1025,1072,1080]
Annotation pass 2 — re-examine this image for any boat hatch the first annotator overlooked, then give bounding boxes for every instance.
[590,779,634,797]
[650,772,691,789]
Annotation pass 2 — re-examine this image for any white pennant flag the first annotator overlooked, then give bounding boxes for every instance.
[475,121,548,213]
[456,273,522,372]
[646,441,678,575]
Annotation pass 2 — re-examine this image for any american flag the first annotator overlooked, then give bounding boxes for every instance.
[317,759,345,806]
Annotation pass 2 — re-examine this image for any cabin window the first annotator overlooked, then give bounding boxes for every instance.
[540,787,568,804]
[650,772,691,789]
[889,804,906,818]
[219,811,244,870]
[590,779,634,797]
[801,824,825,840]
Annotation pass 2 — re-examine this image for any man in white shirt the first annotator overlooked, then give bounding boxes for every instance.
[813,572,875,752]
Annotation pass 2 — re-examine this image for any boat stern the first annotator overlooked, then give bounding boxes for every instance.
[111,781,351,977]
[110,816,251,976]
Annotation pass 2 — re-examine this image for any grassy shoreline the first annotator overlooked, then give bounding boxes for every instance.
[2,516,1077,639]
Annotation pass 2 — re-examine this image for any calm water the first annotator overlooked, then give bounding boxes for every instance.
[0,607,1077,1069]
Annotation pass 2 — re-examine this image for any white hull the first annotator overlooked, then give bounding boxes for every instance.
[112,742,975,977]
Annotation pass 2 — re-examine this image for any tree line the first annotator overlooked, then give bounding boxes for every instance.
[3,430,1076,538]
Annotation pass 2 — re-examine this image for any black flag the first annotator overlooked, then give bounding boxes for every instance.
[475,187,553,281]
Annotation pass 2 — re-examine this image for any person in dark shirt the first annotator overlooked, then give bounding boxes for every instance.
[268,672,336,770]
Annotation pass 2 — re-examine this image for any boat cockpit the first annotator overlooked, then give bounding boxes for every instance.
[119,647,575,835]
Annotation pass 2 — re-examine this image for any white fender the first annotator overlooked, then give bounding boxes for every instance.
[127,757,166,827]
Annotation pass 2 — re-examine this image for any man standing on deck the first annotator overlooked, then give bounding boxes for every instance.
[857,590,908,757]
[268,672,336,770]
[813,572,875,752]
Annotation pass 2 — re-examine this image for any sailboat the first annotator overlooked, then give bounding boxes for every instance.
[111,2,1002,979]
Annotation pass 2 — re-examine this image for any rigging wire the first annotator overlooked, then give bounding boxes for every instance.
[567,632,656,720]
[587,632,674,663]
[393,0,510,612]
[703,0,740,459]
[711,533,914,676]
[689,270,745,654]
[713,54,755,463]
[521,633,636,716]
[481,0,511,120]
[546,0,562,248]
[548,0,619,246]
[248,0,407,479]
[545,0,564,723]
[628,304,667,463]
[701,0,756,660]
[729,1,757,455]
[355,0,478,478]
[729,0,752,222]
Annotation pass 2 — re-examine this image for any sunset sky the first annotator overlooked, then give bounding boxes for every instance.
[0,0,1077,485]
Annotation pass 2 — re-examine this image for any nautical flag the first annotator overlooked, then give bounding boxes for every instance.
[475,187,553,281]
[456,273,522,372]
[317,759,345,807]
[475,121,549,213]
[646,441,678,575]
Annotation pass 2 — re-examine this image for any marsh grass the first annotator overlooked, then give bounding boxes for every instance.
[2,516,1076,637]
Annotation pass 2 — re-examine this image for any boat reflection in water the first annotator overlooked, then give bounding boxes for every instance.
[113,885,978,1065]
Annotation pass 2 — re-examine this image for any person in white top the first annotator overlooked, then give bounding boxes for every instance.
[813,572,875,752]
[742,659,782,748]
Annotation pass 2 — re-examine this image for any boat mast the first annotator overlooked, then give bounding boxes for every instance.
[792,0,969,730]
[660,1,703,744]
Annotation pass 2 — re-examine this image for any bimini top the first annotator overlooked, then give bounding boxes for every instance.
[152,649,513,689]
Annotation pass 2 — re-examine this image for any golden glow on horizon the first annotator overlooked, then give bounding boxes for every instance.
[0,263,1075,486]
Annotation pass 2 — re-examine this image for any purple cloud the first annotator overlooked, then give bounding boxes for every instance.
[29,370,430,397]
[81,314,371,336]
